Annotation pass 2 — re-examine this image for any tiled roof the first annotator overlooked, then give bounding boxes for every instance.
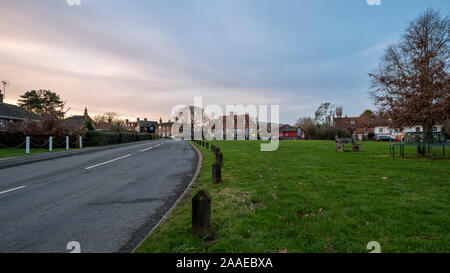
[0,103,40,121]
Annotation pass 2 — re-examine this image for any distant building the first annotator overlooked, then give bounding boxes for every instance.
[279,124,304,140]
[209,113,258,140]
[125,118,158,134]
[66,107,95,130]
[375,125,443,137]
[158,118,173,138]
[0,90,40,131]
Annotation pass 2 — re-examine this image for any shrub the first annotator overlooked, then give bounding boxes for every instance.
[84,131,155,146]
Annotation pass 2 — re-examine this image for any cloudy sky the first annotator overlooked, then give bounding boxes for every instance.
[0,0,448,124]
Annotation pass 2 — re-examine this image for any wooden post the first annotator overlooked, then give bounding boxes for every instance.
[218,152,223,167]
[212,162,222,183]
[192,190,211,237]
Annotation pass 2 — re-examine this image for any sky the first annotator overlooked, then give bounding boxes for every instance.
[0,0,448,124]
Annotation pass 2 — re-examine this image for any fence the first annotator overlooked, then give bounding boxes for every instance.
[0,131,157,155]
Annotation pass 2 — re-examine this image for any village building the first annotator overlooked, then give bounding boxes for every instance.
[0,90,40,131]
[158,118,173,138]
[136,118,158,134]
[65,107,95,130]
[279,124,304,140]
[209,113,258,140]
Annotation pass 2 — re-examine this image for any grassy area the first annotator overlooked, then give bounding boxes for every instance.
[136,140,450,253]
[0,148,68,159]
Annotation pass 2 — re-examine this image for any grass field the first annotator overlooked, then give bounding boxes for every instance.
[0,148,67,159]
[136,140,449,253]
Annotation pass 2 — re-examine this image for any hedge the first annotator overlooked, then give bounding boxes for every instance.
[84,131,155,147]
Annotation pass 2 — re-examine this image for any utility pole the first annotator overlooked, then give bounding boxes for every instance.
[1,81,8,100]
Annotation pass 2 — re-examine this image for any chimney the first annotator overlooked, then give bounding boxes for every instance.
[125,119,129,124]
[0,90,3,103]
[84,107,88,120]
[144,118,147,121]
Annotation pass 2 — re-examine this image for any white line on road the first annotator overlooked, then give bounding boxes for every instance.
[140,147,153,152]
[141,142,166,152]
[85,154,132,170]
[0,186,27,195]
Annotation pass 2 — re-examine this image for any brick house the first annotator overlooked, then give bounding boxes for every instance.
[209,113,258,140]
[157,118,173,138]
[333,107,382,140]
[125,118,158,134]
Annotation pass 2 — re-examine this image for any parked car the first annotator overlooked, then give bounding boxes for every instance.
[376,135,397,142]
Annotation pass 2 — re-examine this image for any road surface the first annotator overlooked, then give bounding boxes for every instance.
[0,139,198,253]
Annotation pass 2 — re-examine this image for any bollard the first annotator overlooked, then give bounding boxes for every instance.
[202,141,205,147]
[26,136,30,154]
[49,136,53,152]
[66,136,69,150]
[192,190,211,237]
[211,145,215,152]
[79,136,83,149]
[206,143,209,149]
[212,162,222,184]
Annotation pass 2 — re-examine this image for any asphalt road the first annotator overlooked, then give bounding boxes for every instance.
[0,139,198,253]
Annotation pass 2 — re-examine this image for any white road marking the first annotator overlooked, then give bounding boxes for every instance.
[85,154,132,170]
[140,142,166,152]
[0,186,27,195]
[140,147,153,152]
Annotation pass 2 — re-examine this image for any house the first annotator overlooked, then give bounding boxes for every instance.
[158,118,173,138]
[125,118,158,134]
[0,90,40,130]
[209,113,258,140]
[333,107,383,140]
[375,125,443,137]
[279,124,304,140]
[65,107,95,130]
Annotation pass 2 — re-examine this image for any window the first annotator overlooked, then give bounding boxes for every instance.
[416,127,421,132]
[379,128,384,133]
[350,120,356,125]
[433,127,438,132]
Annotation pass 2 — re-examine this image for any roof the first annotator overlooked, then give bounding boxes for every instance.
[279,124,299,132]
[139,120,158,127]
[0,103,40,121]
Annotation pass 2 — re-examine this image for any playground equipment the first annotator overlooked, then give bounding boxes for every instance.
[335,136,360,152]
[390,131,449,157]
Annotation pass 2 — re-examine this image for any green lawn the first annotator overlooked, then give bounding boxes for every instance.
[0,148,67,159]
[136,140,450,253]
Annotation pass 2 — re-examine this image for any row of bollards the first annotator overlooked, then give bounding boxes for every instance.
[191,140,226,237]
[24,136,83,154]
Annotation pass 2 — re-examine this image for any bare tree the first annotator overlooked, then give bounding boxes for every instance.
[370,9,449,154]
[295,117,316,139]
